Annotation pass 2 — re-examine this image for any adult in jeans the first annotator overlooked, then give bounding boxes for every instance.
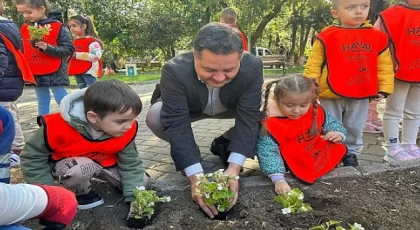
[146,22,263,218]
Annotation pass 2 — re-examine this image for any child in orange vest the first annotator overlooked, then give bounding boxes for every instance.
[376,0,420,162]
[257,75,347,195]
[20,80,150,223]
[16,0,74,116]
[304,0,394,167]
[0,0,35,167]
[68,15,103,89]
[220,7,248,51]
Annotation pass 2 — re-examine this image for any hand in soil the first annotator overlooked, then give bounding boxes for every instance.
[274,180,291,195]
[189,173,218,218]
[224,164,241,206]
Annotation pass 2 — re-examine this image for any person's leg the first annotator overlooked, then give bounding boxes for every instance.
[50,86,68,106]
[0,102,24,167]
[400,83,420,158]
[82,74,97,87]
[364,100,382,133]
[53,157,104,210]
[145,101,169,141]
[382,80,415,161]
[75,75,87,89]
[34,86,51,115]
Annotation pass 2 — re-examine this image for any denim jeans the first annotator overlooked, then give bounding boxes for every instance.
[35,86,67,115]
[75,74,97,89]
[0,224,30,230]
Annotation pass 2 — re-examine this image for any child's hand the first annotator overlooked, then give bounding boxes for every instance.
[36,41,48,51]
[321,132,343,143]
[374,94,385,101]
[274,179,291,195]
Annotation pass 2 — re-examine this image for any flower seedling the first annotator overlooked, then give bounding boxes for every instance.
[127,186,170,228]
[309,221,365,230]
[28,23,51,41]
[274,188,313,214]
[195,169,239,219]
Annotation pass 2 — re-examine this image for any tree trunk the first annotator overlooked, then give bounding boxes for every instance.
[251,0,287,44]
[288,4,298,66]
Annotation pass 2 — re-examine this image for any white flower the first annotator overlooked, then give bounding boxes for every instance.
[281,208,291,214]
[196,181,200,186]
[217,185,223,190]
[353,223,365,230]
[207,173,213,177]
[34,22,38,27]
[300,206,307,212]
[136,186,145,190]
[234,176,240,180]
[298,194,304,200]
[149,202,155,206]
[205,193,210,199]
[166,196,171,202]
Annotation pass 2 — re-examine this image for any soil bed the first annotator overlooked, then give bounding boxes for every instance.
[23,168,420,230]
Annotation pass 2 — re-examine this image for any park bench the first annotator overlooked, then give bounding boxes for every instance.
[125,58,162,70]
[259,54,287,76]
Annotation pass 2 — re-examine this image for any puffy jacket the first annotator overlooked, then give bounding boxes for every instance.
[23,17,74,87]
[0,17,24,102]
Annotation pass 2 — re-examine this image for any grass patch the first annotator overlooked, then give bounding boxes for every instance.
[263,66,305,75]
[69,71,161,85]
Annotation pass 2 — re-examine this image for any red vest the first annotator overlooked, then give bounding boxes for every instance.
[0,33,35,84]
[21,22,63,75]
[68,37,103,77]
[316,26,388,98]
[38,113,138,167]
[265,106,347,184]
[380,5,420,82]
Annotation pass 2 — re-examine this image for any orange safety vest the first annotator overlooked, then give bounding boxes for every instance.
[68,37,103,77]
[0,33,35,84]
[380,5,420,82]
[38,113,138,167]
[316,26,388,98]
[265,105,347,184]
[239,30,248,52]
[21,22,63,75]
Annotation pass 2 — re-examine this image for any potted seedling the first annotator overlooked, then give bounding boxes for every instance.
[126,186,171,228]
[274,188,313,214]
[195,169,239,220]
[309,220,365,230]
[28,23,51,48]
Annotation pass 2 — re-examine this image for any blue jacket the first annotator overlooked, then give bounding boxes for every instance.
[0,17,24,102]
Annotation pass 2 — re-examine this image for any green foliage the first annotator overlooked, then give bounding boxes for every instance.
[131,186,171,220]
[28,24,51,40]
[274,188,313,214]
[310,221,365,230]
[195,169,239,212]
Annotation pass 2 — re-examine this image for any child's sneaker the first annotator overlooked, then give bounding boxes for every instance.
[383,145,417,162]
[404,145,420,159]
[10,153,20,168]
[363,122,382,134]
[342,154,359,167]
[76,190,104,210]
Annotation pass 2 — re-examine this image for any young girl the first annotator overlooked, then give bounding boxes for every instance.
[68,15,103,89]
[376,0,420,161]
[257,75,347,195]
[16,0,74,116]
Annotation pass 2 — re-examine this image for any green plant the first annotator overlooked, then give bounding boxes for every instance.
[195,169,239,212]
[130,186,171,220]
[274,188,313,214]
[28,23,51,40]
[309,221,365,230]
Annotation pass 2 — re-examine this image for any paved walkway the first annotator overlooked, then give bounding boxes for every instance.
[16,78,388,181]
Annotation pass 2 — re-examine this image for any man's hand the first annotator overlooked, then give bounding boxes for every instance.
[321,131,343,143]
[224,163,241,207]
[189,173,218,218]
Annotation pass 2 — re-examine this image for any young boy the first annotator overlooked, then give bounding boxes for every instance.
[0,0,35,167]
[220,7,248,51]
[21,80,149,213]
[304,0,394,166]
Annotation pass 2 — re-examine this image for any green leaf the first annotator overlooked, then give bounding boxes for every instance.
[336,226,346,230]
[308,226,326,230]
[329,220,342,226]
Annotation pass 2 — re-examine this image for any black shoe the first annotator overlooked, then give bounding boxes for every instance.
[210,135,230,167]
[39,219,66,230]
[342,154,359,167]
[76,190,104,210]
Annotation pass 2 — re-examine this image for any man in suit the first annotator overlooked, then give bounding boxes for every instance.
[146,22,263,218]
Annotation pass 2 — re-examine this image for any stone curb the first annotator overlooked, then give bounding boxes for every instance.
[150,159,420,192]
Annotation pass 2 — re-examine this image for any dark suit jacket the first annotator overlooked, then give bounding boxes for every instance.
[159,51,263,171]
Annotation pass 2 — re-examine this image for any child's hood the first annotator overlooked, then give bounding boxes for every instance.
[59,88,88,129]
[266,97,283,117]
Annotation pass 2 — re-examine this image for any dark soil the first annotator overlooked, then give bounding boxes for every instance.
[22,168,420,230]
